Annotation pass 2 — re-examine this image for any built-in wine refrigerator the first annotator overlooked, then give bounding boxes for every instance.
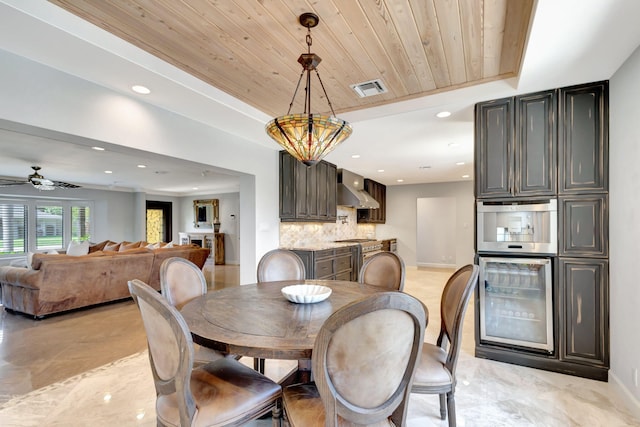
[478,256,553,353]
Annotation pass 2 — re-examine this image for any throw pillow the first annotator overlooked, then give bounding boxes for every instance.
[67,240,90,256]
[103,241,121,252]
[119,241,142,252]
[146,242,160,249]
[27,251,35,268]
[164,242,174,248]
[48,249,59,255]
[89,240,109,253]
[10,257,29,268]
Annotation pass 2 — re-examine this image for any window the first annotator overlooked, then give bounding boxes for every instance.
[0,198,93,257]
[36,205,63,250]
[71,205,91,242]
[0,202,27,255]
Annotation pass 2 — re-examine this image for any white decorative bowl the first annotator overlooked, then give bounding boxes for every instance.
[281,284,332,304]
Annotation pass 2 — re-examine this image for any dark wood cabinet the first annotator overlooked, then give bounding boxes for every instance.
[475,97,513,198]
[357,178,386,223]
[558,81,608,194]
[475,90,556,198]
[558,258,609,368]
[279,151,337,222]
[559,195,608,257]
[293,246,356,281]
[515,90,557,195]
[214,233,225,265]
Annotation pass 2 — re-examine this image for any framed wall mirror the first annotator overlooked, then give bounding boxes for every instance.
[193,199,220,229]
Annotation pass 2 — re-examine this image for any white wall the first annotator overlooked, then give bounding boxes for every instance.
[610,45,640,413]
[377,181,474,268]
[0,49,280,284]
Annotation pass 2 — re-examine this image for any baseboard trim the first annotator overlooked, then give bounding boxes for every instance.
[610,371,640,420]
[416,262,456,269]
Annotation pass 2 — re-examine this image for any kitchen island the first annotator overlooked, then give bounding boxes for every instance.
[279,242,359,281]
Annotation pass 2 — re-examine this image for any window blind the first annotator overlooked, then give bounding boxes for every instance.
[0,203,27,255]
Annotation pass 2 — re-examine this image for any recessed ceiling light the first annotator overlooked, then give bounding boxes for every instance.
[377,169,385,173]
[192,187,199,190]
[462,174,470,179]
[448,142,459,147]
[104,170,113,174]
[92,146,105,151]
[137,164,147,168]
[456,162,465,166]
[351,154,361,159]
[397,179,404,183]
[131,85,151,94]
[436,111,451,118]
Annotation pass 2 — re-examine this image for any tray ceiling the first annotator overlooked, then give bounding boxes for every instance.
[49,0,534,117]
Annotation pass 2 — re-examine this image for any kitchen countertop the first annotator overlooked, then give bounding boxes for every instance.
[279,242,359,251]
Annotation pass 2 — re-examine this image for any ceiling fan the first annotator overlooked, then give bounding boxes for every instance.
[0,166,81,190]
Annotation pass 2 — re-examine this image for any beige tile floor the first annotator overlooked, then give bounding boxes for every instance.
[0,263,638,426]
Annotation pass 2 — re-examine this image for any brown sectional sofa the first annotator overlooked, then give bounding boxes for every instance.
[0,241,210,318]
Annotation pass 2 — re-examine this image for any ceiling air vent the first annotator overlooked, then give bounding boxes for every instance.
[350,79,388,98]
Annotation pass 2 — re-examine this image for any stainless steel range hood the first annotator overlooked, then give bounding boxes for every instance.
[337,169,380,209]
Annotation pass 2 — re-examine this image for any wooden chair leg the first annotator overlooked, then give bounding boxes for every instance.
[271,401,282,427]
[446,391,456,427]
[439,393,447,420]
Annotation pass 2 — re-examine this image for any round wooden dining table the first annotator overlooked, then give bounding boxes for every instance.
[180,279,385,384]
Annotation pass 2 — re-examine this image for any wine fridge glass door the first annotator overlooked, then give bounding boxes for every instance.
[479,256,553,352]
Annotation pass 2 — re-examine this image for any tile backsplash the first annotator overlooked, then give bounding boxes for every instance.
[279,207,376,247]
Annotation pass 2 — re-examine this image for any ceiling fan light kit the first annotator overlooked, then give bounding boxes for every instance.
[265,12,352,166]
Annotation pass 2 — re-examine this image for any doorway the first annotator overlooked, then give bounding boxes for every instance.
[416,197,456,268]
[146,201,172,243]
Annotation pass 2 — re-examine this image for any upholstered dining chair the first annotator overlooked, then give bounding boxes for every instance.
[411,264,479,427]
[282,291,427,427]
[128,279,283,427]
[255,248,306,373]
[358,251,406,291]
[160,257,234,365]
[160,257,208,310]
[257,248,306,282]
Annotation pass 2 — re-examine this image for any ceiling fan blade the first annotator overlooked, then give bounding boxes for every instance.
[0,180,28,187]
[51,180,82,189]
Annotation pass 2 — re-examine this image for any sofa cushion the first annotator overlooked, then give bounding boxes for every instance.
[119,241,142,252]
[115,247,152,255]
[89,240,109,253]
[67,240,90,256]
[103,241,121,251]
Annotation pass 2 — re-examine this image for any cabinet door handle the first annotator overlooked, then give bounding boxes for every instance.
[508,245,523,249]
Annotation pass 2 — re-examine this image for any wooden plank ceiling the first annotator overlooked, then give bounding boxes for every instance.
[48,0,534,117]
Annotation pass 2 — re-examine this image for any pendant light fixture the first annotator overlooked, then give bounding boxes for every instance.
[265,13,352,166]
